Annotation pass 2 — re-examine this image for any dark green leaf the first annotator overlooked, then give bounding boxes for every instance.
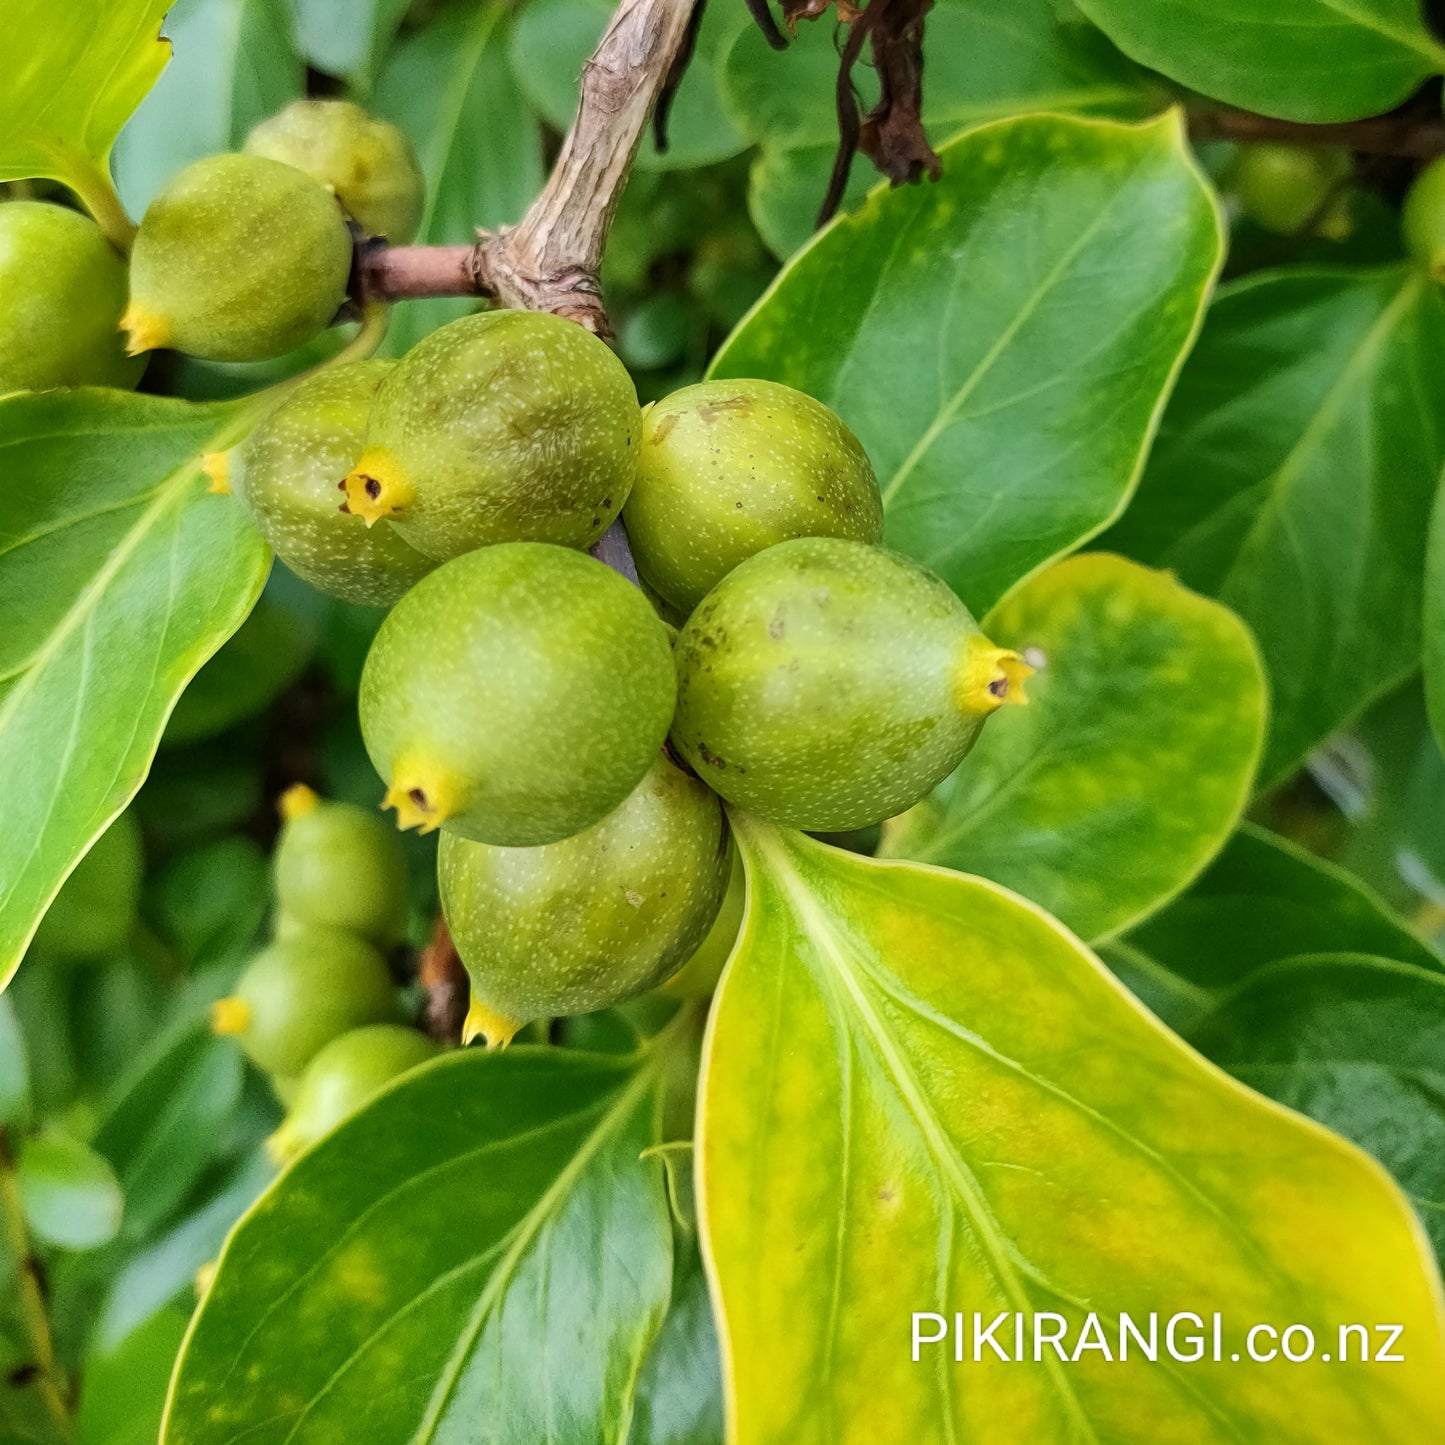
[1426,476,1445,755]
[1190,954,1445,1265]
[77,1304,191,1445]
[146,837,270,967]
[16,1132,123,1252]
[0,997,28,1130]
[163,1044,682,1444]
[0,391,269,989]
[1104,268,1445,785]
[711,112,1221,615]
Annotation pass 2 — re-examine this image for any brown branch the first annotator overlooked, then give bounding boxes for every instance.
[358,0,698,337]
[1188,104,1445,159]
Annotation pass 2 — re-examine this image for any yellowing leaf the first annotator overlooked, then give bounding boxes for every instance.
[698,820,1445,1443]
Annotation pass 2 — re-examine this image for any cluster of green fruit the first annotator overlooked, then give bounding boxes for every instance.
[223,311,1030,1046]
[209,785,437,1162]
[0,98,421,392]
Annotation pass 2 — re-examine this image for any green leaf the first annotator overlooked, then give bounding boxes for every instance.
[0,995,28,1129]
[710,112,1222,616]
[1190,954,1445,1266]
[0,390,270,991]
[0,0,170,204]
[509,0,748,173]
[373,4,544,356]
[162,1043,682,1445]
[1074,0,1445,123]
[719,0,1152,258]
[882,553,1266,940]
[699,820,1445,1442]
[93,1026,246,1243]
[77,1304,192,1445]
[148,836,270,967]
[113,0,304,216]
[288,0,409,89]
[16,1131,124,1252]
[1426,476,1445,756]
[1103,268,1445,786]
[1107,822,1442,1033]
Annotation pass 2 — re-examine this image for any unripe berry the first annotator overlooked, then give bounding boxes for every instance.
[210,926,399,1078]
[624,379,883,614]
[440,754,730,1046]
[1228,144,1351,236]
[1403,155,1445,281]
[341,310,640,560]
[272,784,409,946]
[226,361,434,606]
[266,1024,438,1162]
[32,811,143,960]
[359,543,676,845]
[671,538,1031,831]
[122,153,352,362]
[245,99,425,243]
[0,202,142,393]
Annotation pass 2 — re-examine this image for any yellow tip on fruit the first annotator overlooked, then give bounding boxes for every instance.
[955,642,1034,717]
[202,450,232,495]
[341,450,413,526]
[120,302,170,356]
[278,782,320,821]
[461,995,522,1050]
[382,760,459,833]
[210,995,252,1037]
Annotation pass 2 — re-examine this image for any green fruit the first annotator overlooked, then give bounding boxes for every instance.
[244,99,424,242]
[625,379,883,614]
[32,812,143,960]
[267,1024,438,1162]
[440,754,729,1045]
[671,538,1031,831]
[210,926,399,1078]
[272,784,409,945]
[340,310,640,560]
[360,543,676,845]
[227,361,434,606]
[123,153,352,362]
[0,202,143,393]
[661,851,744,1000]
[1403,155,1445,280]
[1228,144,1350,236]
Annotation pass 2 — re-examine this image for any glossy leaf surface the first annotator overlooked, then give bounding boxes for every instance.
[882,554,1266,940]
[0,391,269,989]
[1104,268,1445,785]
[711,113,1221,615]
[699,821,1445,1443]
[162,1045,679,1444]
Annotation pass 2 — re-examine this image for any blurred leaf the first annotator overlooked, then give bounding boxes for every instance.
[374,5,544,355]
[510,0,748,172]
[0,0,170,203]
[1190,954,1445,1266]
[711,113,1221,615]
[77,1303,191,1445]
[0,996,28,1129]
[1426,476,1445,756]
[17,1132,123,1252]
[163,1043,685,1444]
[1105,822,1442,1032]
[701,819,1445,1441]
[147,837,269,967]
[721,0,1152,257]
[94,1027,246,1243]
[883,554,1266,940]
[1104,269,1445,787]
[30,810,143,962]
[113,0,304,215]
[288,0,408,89]
[0,392,269,991]
[1074,0,1445,123]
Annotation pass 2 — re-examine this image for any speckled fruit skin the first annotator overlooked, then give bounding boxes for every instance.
[273,793,409,945]
[245,99,424,243]
[0,202,143,393]
[624,378,883,614]
[1228,144,1349,236]
[218,928,399,1078]
[440,754,729,1028]
[125,153,352,362]
[269,1024,437,1161]
[661,851,743,999]
[232,362,434,606]
[672,537,1017,831]
[359,543,677,845]
[344,310,640,560]
[1404,155,1445,280]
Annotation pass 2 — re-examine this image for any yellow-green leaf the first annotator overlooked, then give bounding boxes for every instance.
[882,553,1267,940]
[698,820,1445,1443]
